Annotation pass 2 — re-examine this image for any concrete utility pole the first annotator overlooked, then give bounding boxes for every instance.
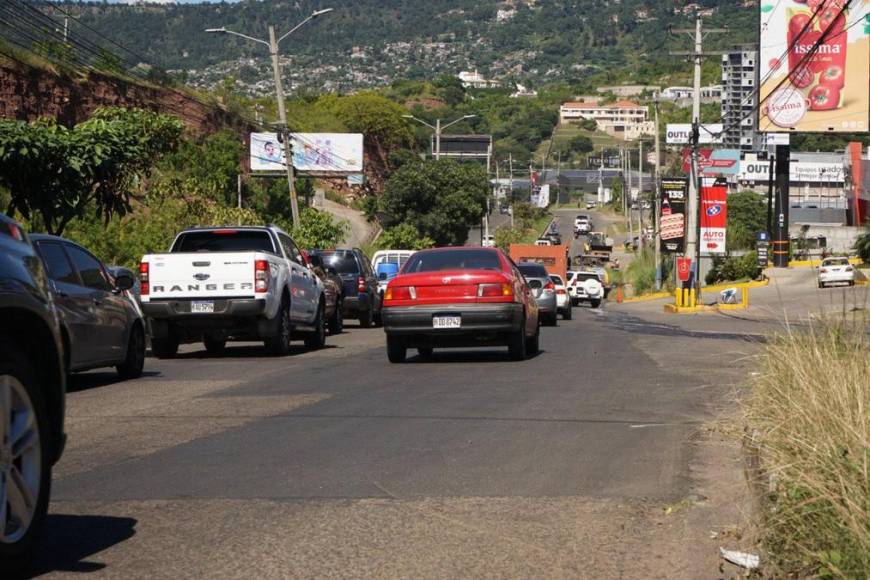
[653,95,663,289]
[671,14,726,293]
[509,154,515,228]
[626,148,634,250]
[403,115,477,161]
[205,8,334,227]
[638,138,644,252]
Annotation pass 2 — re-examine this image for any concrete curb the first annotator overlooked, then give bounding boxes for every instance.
[621,279,769,304]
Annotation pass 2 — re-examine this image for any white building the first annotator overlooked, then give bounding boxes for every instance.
[559,100,654,141]
[458,70,499,89]
[510,83,537,98]
[660,85,722,102]
[721,50,759,151]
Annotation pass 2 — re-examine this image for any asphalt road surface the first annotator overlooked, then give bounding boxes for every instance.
[23,293,762,579]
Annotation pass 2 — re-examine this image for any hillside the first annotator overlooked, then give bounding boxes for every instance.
[54,0,755,93]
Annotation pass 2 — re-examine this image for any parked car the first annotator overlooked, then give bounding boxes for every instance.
[817,257,856,287]
[534,238,553,247]
[310,248,382,327]
[31,235,146,379]
[481,234,496,248]
[0,215,66,569]
[140,226,327,357]
[381,247,539,362]
[586,200,596,209]
[549,274,573,320]
[568,271,605,308]
[517,261,558,326]
[544,232,562,246]
[372,249,415,299]
[306,253,344,334]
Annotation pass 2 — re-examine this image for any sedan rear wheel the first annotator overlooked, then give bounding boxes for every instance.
[563,306,573,321]
[507,326,527,361]
[327,300,343,335]
[116,324,145,379]
[304,304,327,350]
[0,343,51,569]
[525,323,540,355]
[387,337,406,363]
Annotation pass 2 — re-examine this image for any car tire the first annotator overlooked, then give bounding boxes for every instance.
[563,306,573,321]
[373,300,383,328]
[150,335,179,359]
[387,336,406,363]
[507,325,527,361]
[590,299,601,309]
[116,324,146,379]
[203,335,226,355]
[525,323,540,355]
[818,282,824,289]
[264,298,292,356]
[0,340,53,571]
[304,304,327,350]
[417,347,433,359]
[327,300,344,335]
[359,306,374,329]
[544,312,558,327]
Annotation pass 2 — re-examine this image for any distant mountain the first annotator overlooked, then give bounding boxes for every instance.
[55,1,756,92]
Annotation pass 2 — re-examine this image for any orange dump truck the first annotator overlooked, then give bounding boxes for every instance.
[508,244,568,283]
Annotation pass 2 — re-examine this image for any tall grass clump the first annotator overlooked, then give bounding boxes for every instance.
[746,321,869,577]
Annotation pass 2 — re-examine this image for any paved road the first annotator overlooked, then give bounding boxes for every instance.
[25,298,760,578]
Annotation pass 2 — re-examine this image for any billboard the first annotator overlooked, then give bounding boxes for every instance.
[738,159,844,182]
[681,148,742,176]
[432,134,492,158]
[666,123,725,145]
[250,133,364,174]
[700,177,728,255]
[759,0,870,133]
[660,178,688,253]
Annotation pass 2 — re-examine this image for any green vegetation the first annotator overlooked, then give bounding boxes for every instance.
[854,225,870,263]
[705,252,761,285]
[492,203,552,252]
[746,322,869,577]
[727,190,767,252]
[377,223,435,251]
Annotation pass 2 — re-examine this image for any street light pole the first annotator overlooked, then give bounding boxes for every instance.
[403,114,476,160]
[206,8,334,227]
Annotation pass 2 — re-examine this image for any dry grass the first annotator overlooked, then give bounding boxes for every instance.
[746,319,869,577]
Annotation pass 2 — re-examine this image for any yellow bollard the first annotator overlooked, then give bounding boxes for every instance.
[742,286,749,307]
[675,289,681,307]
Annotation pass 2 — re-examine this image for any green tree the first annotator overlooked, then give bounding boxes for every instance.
[162,129,243,205]
[290,207,348,250]
[568,135,594,154]
[0,107,183,235]
[494,225,526,252]
[325,93,414,149]
[727,190,767,252]
[854,225,870,263]
[378,223,435,250]
[381,159,489,246]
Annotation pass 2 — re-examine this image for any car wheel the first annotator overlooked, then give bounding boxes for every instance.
[116,324,145,379]
[264,298,292,356]
[818,282,824,289]
[507,325,527,361]
[544,312,558,327]
[203,334,226,355]
[150,335,179,359]
[417,347,433,359]
[563,306,573,321]
[327,301,343,335]
[304,303,327,350]
[359,307,374,329]
[373,300,383,328]
[525,323,540,355]
[590,299,601,309]
[387,336,406,363]
[0,341,52,570]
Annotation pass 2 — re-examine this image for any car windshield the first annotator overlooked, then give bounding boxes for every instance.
[403,249,501,272]
[173,230,274,253]
[313,250,360,274]
[518,263,548,278]
[823,258,849,266]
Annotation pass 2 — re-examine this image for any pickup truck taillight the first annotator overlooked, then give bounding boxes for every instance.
[478,283,513,298]
[357,276,366,293]
[139,261,149,296]
[255,260,269,293]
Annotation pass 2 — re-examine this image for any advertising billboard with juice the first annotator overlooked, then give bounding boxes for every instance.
[759,0,869,133]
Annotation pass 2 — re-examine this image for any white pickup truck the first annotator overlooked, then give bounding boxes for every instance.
[140,225,326,357]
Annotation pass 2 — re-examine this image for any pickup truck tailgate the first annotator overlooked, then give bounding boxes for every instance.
[146,252,258,299]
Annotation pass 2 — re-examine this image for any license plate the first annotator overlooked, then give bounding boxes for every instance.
[432,315,461,329]
[191,301,214,313]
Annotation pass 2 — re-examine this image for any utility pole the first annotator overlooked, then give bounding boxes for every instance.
[435,118,441,160]
[773,145,791,267]
[654,95,663,289]
[671,14,727,294]
[638,138,644,252]
[205,8,334,227]
[63,17,69,42]
[509,154,515,228]
[627,148,634,251]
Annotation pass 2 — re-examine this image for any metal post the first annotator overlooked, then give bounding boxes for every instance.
[509,154,514,228]
[654,96,662,289]
[269,25,299,226]
[685,14,703,292]
[237,174,242,209]
[435,118,441,161]
[638,138,644,252]
[766,155,775,236]
[773,145,791,267]
[627,148,634,251]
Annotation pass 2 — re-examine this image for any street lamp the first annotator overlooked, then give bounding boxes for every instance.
[403,114,476,160]
[206,8,334,226]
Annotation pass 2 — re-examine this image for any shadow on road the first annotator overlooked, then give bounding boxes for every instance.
[67,371,161,393]
[21,514,137,578]
[409,349,544,364]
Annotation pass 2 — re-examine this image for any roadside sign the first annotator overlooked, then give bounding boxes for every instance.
[699,177,728,255]
[677,257,692,282]
[756,241,770,268]
[660,178,688,253]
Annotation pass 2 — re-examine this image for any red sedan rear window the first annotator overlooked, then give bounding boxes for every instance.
[404,249,501,273]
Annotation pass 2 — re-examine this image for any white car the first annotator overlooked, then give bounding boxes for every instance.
[482,235,496,248]
[817,257,856,288]
[568,271,604,308]
[548,274,573,320]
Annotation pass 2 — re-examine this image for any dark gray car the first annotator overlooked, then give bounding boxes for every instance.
[31,235,146,379]
[517,262,558,326]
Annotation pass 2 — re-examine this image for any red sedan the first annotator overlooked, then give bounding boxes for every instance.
[381,247,540,362]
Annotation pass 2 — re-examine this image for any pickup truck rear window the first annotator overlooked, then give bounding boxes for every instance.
[172,231,275,253]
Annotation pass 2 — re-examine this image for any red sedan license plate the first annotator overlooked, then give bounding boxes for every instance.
[432,315,461,329]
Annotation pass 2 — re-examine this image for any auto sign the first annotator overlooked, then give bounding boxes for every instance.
[699,178,728,255]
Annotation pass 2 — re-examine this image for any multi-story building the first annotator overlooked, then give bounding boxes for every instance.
[457,70,499,89]
[721,50,759,151]
[559,100,654,141]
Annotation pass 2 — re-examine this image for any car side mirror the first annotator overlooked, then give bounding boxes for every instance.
[113,269,135,291]
[378,272,388,281]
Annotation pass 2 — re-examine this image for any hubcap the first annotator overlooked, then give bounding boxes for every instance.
[0,374,41,544]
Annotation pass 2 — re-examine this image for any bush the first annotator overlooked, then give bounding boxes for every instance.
[493,225,526,252]
[705,252,761,285]
[746,322,869,577]
[624,248,656,295]
[854,225,870,263]
[377,223,435,250]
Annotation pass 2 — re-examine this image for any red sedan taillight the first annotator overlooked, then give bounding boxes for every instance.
[477,283,513,298]
[384,286,416,301]
[556,288,567,295]
[139,261,149,296]
[544,280,555,291]
[255,260,269,293]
